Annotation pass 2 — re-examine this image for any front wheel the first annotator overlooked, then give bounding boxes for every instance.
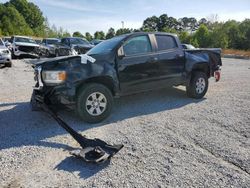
[11,50,16,59]
[186,71,208,99]
[45,50,50,57]
[5,61,12,67]
[76,83,113,123]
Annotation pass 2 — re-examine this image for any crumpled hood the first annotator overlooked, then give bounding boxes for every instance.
[14,42,39,47]
[33,52,114,67]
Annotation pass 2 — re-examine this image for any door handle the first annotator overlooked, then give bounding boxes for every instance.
[175,54,183,59]
[148,57,158,63]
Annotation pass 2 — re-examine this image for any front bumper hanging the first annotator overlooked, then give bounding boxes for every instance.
[31,93,124,163]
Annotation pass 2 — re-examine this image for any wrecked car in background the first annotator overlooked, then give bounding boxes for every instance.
[39,38,60,57]
[90,39,105,45]
[31,32,222,123]
[54,37,94,56]
[0,38,12,67]
[10,36,40,58]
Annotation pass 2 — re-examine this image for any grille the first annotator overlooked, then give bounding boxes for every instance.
[75,47,88,54]
[19,46,36,53]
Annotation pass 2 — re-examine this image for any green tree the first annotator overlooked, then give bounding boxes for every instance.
[210,27,228,49]
[62,31,71,38]
[142,16,159,31]
[157,14,168,31]
[179,31,191,43]
[85,32,93,41]
[161,27,177,34]
[223,20,242,49]
[106,27,115,39]
[47,24,58,38]
[190,37,199,48]
[193,24,210,47]
[73,31,84,38]
[116,28,132,36]
[239,19,250,50]
[8,0,45,32]
[0,4,33,36]
[94,31,105,39]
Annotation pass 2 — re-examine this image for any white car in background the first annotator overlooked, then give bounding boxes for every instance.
[10,36,40,58]
[0,38,12,67]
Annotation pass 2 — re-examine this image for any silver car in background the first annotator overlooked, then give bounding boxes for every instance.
[10,36,40,58]
[0,38,12,67]
[39,38,60,57]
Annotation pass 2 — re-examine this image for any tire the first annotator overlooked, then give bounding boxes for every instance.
[186,71,208,99]
[55,50,59,57]
[11,50,16,59]
[76,83,114,123]
[5,61,12,67]
[45,50,50,57]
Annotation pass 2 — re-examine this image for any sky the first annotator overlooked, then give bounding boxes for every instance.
[1,0,250,34]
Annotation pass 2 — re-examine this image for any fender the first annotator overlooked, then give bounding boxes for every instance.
[185,49,222,77]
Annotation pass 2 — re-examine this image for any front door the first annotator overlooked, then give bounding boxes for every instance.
[117,35,159,94]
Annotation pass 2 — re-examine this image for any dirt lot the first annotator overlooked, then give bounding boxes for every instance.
[0,58,250,188]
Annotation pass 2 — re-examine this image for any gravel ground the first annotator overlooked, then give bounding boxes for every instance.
[0,58,250,188]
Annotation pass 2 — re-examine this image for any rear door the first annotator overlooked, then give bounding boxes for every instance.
[154,34,185,86]
[117,34,159,94]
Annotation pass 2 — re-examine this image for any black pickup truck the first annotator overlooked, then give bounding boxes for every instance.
[31,32,222,123]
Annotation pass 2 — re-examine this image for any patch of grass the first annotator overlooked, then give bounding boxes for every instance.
[223,49,250,57]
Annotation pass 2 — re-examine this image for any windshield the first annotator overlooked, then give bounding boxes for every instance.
[87,36,126,55]
[0,39,4,46]
[47,39,59,45]
[70,38,89,45]
[15,37,36,44]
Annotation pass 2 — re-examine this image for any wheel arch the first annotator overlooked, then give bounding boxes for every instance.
[76,76,117,97]
[191,62,210,78]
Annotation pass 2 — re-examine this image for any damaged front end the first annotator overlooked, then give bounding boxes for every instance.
[15,45,40,58]
[30,56,123,163]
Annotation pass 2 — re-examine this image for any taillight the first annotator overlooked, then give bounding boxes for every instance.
[214,70,221,82]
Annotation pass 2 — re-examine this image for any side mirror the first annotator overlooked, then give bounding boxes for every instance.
[117,46,125,58]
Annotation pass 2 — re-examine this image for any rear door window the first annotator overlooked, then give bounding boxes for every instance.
[155,35,177,51]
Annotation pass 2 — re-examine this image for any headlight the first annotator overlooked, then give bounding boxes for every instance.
[0,50,9,54]
[42,71,66,84]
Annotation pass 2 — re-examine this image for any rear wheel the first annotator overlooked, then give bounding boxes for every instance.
[186,71,208,99]
[76,83,113,123]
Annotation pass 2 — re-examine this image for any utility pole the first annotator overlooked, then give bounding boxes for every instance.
[121,21,124,29]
